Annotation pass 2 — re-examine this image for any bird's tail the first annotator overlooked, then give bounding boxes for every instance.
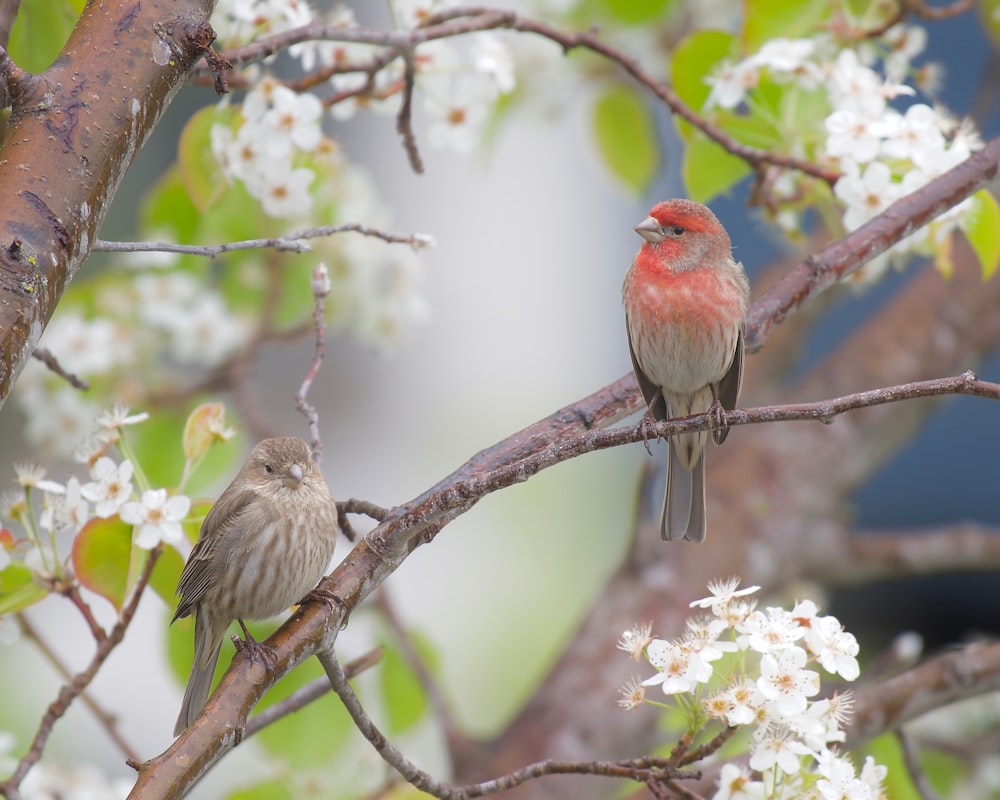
[661,441,707,542]
[174,608,225,736]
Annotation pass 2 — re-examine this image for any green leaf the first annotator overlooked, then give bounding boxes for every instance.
[964,189,1000,279]
[127,412,186,491]
[140,167,202,244]
[148,538,189,609]
[671,30,737,112]
[742,0,830,52]
[681,134,752,203]
[600,0,672,25]
[592,86,659,194]
[72,516,133,610]
[379,638,433,734]
[178,105,233,212]
[0,562,48,615]
[981,0,1000,49]
[8,0,84,73]
[226,782,293,800]
[866,732,961,799]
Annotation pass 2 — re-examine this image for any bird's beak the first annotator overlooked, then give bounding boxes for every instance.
[284,463,305,489]
[634,216,664,244]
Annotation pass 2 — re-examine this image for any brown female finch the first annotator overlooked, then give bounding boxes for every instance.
[622,199,750,543]
[172,436,340,734]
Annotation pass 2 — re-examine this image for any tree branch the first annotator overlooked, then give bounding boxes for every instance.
[16,613,139,764]
[316,650,692,799]
[847,640,1000,749]
[127,369,1000,797]
[1,549,159,794]
[746,136,1000,350]
[92,223,435,258]
[813,523,1000,586]
[0,0,217,409]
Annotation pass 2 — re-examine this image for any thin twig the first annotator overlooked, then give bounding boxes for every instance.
[296,264,329,460]
[0,549,160,794]
[383,371,1000,535]
[93,223,434,258]
[373,590,470,755]
[317,650,691,800]
[896,729,945,800]
[207,10,837,184]
[242,647,383,737]
[31,348,90,390]
[16,614,140,763]
[395,48,423,174]
[62,585,106,643]
[339,498,388,522]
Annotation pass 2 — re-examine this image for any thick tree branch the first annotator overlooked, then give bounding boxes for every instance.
[746,136,1000,349]
[128,367,1000,798]
[811,523,1000,586]
[847,640,1000,749]
[0,0,216,409]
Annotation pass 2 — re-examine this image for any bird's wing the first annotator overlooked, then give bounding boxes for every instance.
[172,486,257,622]
[713,326,744,446]
[626,313,667,420]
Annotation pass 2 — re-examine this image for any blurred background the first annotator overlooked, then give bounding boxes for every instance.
[1,1,999,797]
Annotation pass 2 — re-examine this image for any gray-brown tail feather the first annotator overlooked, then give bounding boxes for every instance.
[661,444,707,542]
[174,610,224,736]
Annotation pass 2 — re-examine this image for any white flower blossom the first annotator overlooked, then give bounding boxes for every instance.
[38,477,88,534]
[120,489,191,549]
[757,647,820,717]
[96,403,149,431]
[643,639,711,694]
[263,85,323,154]
[713,763,766,800]
[81,458,134,518]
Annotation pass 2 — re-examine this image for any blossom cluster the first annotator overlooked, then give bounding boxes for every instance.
[0,406,192,642]
[12,273,249,459]
[619,579,886,800]
[213,0,516,157]
[704,25,983,284]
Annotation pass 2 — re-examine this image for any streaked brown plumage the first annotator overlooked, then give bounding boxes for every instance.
[172,436,339,735]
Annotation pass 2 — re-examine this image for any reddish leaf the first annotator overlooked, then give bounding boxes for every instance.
[72,516,133,610]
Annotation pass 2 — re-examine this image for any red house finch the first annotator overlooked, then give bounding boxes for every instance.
[172,436,340,734]
[622,199,750,542]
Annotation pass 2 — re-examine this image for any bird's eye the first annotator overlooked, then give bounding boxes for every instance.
[669,225,685,237]
[263,464,273,474]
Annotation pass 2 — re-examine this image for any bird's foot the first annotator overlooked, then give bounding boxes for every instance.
[301,584,351,630]
[636,388,664,456]
[709,386,729,446]
[232,620,278,675]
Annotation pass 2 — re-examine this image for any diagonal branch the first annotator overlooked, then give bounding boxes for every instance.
[746,136,1000,349]
[316,650,692,799]
[847,640,1000,749]
[811,522,1000,586]
[0,550,160,794]
[128,370,1000,798]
